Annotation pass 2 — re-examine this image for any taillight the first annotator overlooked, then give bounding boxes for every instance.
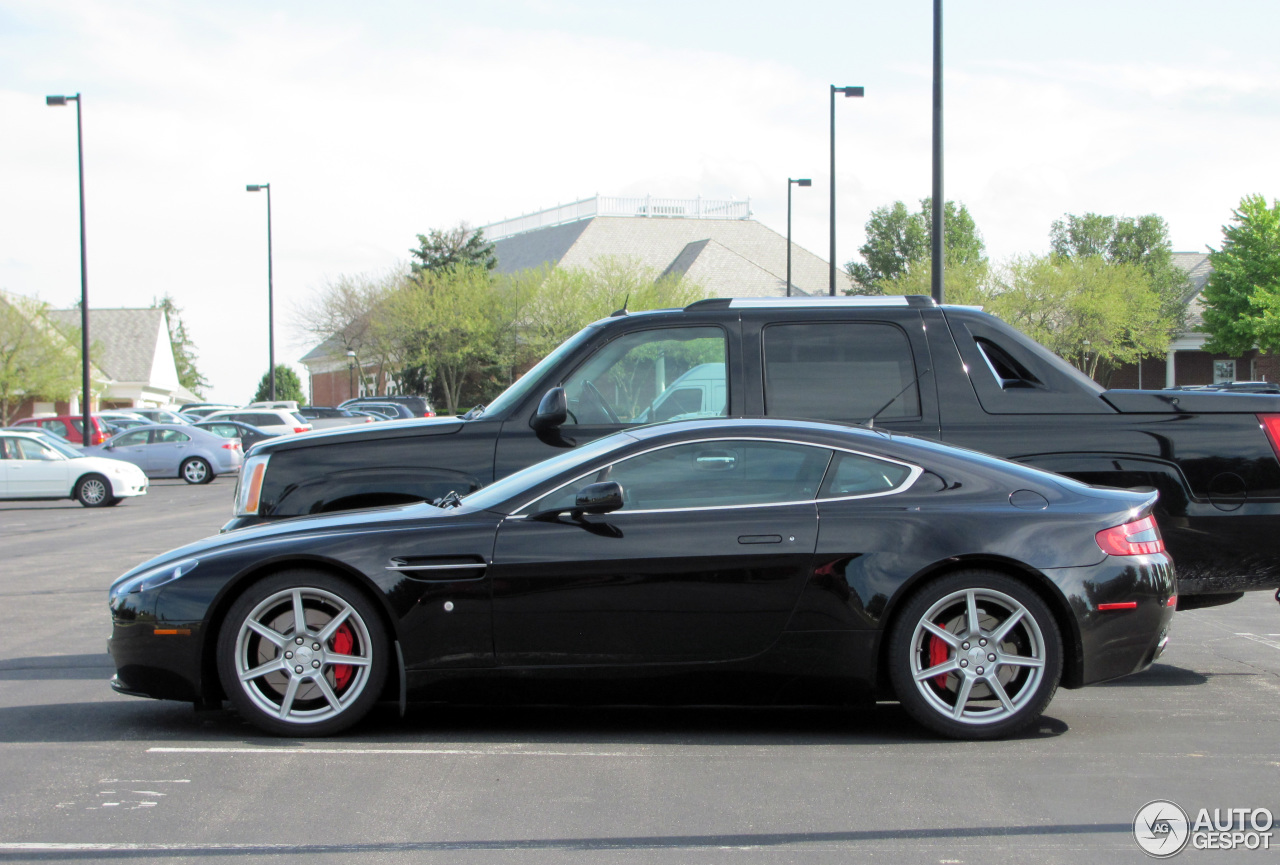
[293,426,308,433]
[1258,414,1280,462]
[423,411,435,417]
[221,442,240,450]
[1096,515,1165,556]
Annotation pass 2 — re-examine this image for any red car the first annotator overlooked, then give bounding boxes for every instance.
[13,414,111,446]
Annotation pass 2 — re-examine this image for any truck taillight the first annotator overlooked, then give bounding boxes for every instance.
[1258,414,1280,462]
[1096,515,1165,556]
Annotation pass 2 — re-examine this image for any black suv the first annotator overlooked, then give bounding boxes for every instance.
[228,295,1280,606]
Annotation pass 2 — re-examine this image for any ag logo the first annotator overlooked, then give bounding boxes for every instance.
[1134,800,1191,857]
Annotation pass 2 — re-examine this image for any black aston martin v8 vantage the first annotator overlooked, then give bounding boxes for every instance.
[108,419,1175,740]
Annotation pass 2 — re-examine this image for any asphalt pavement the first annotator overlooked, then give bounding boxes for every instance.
[0,480,1277,864]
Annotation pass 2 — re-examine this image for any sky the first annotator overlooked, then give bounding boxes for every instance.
[2,0,1278,404]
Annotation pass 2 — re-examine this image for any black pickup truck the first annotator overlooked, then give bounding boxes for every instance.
[227,295,1280,608]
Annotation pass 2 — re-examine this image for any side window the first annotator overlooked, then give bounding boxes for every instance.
[818,451,917,498]
[763,322,920,422]
[43,420,71,438]
[153,429,191,444]
[528,440,832,513]
[15,439,57,461]
[562,327,726,426]
[116,431,151,447]
[0,437,14,459]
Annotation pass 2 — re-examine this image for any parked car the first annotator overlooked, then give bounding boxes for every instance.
[84,424,243,484]
[297,406,377,429]
[340,395,434,417]
[130,408,192,425]
[347,402,415,420]
[179,403,238,420]
[12,414,111,446]
[98,416,153,432]
[202,409,312,436]
[224,295,1280,610]
[0,426,73,448]
[1,429,148,506]
[194,420,282,452]
[245,401,301,412]
[109,418,1175,738]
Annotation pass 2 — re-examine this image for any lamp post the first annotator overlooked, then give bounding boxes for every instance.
[830,85,865,296]
[246,184,274,400]
[931,0,945,304]
[346,349,356,399]
[786,178,811,297]
[45,93,92,443]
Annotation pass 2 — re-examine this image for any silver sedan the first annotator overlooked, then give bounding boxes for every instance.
[84,424,243,484]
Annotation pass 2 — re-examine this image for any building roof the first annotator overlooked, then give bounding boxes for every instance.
[491,216,849,297]
[47,308,175,386]
[1172,252,1212,329]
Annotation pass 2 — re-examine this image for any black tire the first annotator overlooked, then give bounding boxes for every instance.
[180,457,213,485]
[216,570,388,736]
[74,474,113,508]
[887,570,1062,740]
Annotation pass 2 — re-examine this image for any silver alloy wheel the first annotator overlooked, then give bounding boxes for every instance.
[181,458,210,484]
[908,587,1047,726]
[78,476,108,505]
[232,586,375,726]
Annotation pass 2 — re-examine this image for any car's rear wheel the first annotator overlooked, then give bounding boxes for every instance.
[74,474,114,508]
[888,570,1062,740]
[180,457,212,485]
[216,570,387,736]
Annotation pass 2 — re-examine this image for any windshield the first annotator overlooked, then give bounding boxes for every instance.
[461,432,630,512]
[480,325,600,419]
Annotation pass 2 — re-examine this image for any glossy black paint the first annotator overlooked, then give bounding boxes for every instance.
[221,301,1280,601]
[111,419,1174,714]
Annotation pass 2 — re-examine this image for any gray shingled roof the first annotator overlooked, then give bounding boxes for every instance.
[491,216,847,296]
[1173,252,1212,329]
[47,308,163,383]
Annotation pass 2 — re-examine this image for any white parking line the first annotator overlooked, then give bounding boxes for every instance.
[1235,633,1280,651]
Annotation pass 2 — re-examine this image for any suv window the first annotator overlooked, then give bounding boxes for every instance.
[529,440,832,513]
[763,322,920,422]
[562,327,727,426]
[42,419,71,437]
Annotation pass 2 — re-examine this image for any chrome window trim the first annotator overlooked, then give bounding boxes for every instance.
[509,436,922,517]
[385,562,487,572]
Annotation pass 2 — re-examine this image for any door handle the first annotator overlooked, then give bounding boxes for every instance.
[738,534,782,544]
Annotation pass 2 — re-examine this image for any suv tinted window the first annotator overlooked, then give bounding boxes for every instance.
[562,327,726,426]
[763,322,920,422]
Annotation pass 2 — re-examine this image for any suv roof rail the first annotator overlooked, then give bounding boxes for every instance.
[685,295,937,311]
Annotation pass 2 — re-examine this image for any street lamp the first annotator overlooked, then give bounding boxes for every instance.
[830,85,865,296]
[786,178,811,297]
[246,183,274,400]
[346,349,357,399]
[45,93,92,443]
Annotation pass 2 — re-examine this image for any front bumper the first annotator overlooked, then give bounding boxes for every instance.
[108,474,149,498]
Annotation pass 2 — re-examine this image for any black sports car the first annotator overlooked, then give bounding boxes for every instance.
[108,419,1175,740]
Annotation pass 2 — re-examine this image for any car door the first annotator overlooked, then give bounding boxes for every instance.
[149,428,193,475]
[106,430,153,474]
[490,438,831,666]
[6,437,72,496]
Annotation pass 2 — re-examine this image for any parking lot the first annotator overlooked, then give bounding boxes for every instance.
[1,481,1277,863]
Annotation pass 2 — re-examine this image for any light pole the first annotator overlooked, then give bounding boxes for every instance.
[246,184,274,400]
[347,349,356,399]
[931,0,945,304]
[45,93,92,443]
[830,85,865,296]
[786,178,811,297]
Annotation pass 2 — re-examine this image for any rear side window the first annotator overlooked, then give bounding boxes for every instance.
[43,419,71,437]
[763,323,920,422]
[818,451,917,498]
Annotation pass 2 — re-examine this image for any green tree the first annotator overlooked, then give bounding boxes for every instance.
[1199,195,1280,355]
[0,293,83,424]
[845,198,986,293]
[252,364,304,403]
[1049,212,1189,331]
[987,255,1169,379]
[151,294,209,397]
[409,223,497,278]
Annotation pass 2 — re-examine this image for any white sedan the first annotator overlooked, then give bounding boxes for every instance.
[0,430,148,507]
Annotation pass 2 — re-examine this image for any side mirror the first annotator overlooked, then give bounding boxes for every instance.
[530,387,568,432]
[574,481,624,515]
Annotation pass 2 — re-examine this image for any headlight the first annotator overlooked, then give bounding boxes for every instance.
[234,454,270,516]
[113,559,199,595]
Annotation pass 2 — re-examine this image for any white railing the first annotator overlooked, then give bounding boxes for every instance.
[481,195,752,240]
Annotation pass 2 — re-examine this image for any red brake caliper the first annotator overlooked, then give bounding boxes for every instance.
[330,623,355,689]
[928,621,950,688]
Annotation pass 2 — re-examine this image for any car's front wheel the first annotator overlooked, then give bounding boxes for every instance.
[888,570,1062,739]
[74,474,114,508]
[180,457,212,485]
[216,570,388,736]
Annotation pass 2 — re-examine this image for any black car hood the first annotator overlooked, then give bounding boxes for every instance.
[251,415,465,454]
